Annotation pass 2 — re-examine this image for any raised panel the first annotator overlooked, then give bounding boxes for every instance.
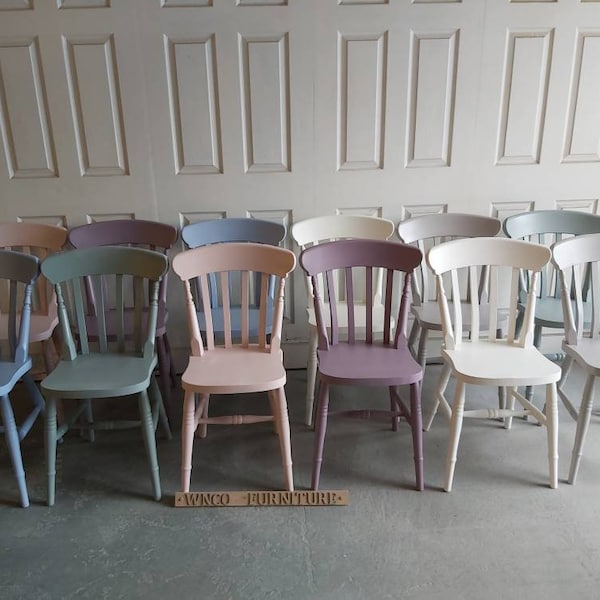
[63,35,129,176]
[563,31,600,164]
[406,30,458,168]
[237,0,287,5]
[17,215,68,228]
[0,0,32,9]
[335,207,383,217]
[400,204,447,220]
[338,32,387,171]
[165,36,223,174]
[239,34,291,173]
[161,0,212,6]
[0,37,57,179]
[555,199,598,213]
[58,0,110,8]
[490,201,534,224]
[86,213,134,223]
[496,30,553,166]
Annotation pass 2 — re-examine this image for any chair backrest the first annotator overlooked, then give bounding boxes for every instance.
[0,250,40,364]
[552,233,600,346]
[41,246,168,360]
[0,222,67,321]
[503,210,600,301]
[68,219,178,311]
[292,215,395,307]
[299,239,422,351]
[427,237,551,351]
[398,213,501,305]
[172,242,296,355]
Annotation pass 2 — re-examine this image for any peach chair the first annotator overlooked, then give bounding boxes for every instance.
[0,222,67,376]
[173,242,297,492]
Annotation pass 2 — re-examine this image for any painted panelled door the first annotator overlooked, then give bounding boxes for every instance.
[0,0,599,366]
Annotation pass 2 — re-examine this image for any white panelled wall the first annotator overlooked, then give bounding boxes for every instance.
[0,0,599,367]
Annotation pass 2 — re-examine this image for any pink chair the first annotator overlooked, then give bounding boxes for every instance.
[299,238,424,491]
[173,242,296,492]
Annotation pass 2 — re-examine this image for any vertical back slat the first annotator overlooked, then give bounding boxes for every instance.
[72,277,89,354]
[573,263,584,340]
[311,274,329,351]
[559,267,577,346]
[507,267,520,343]
[56,283,77,361]
[415,239,427,303]
[384,268,394,346]
[258,272,268,349]
[345,267,355,344]
[451,269,462,343]
[133,276,144,353]
[325,269,338,345]
[394,271,410,348]
[487,265,498,341]
[589,261,599,339]
[116,274,125,352]
[468,266,480,343]
[240,270,249,347]
[220,271,232,348]
[437,274,456,350]
[184,280,204,356]
[8,279,17,357]
[91,275,108,352]
[200,274,215,351]
[520,270,539,347]
[365,266,373,344]
[270,276,285,354]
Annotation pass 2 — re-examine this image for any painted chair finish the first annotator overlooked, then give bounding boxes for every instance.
[173,242,296,493]
[291,215,395,427]
[397,213,502,368]
[552,233,600,484]
[0,250,44,507]
[299,238,424,491]
[0,222,67,376]
[67,219,178,413]
[427,237,561,491]
[181,217,286,339]
[41,246,169,505]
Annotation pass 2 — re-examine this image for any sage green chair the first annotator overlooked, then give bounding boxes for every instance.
[40,246,168,506]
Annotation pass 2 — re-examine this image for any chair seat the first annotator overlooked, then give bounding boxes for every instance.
[197,305,273,336]
[317,342,422,386]
[563,339,600,375]
[181,346,286,394]
[412,302,510,331]
[307,303,391,330]
[0,312,58,343]
[443,340,561,386]
[0,358,33,396]
[531,297,593,329]
[41,353,157,398]
[83,305,167,338]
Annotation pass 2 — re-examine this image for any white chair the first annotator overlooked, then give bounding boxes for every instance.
[291,215,395,426]
[427,237,561,491]
[552,233,600,484]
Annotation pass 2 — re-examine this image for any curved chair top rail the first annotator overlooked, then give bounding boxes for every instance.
[503,210,600,239]
[0,222,67,251]
[427,237,551,275]
[292,215,395,247]
[0,249,40,285]
[173,242,296,282]
[42,246,169,284]
[181,218,285,249]
[68,219,178,250]
[398,213,501,243]
[300,238,422,276]
[552,232,600,271]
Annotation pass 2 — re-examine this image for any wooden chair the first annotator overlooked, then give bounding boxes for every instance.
[0,250,44,507]
[291,215,395,427]
[173,242,296,493]
[40,246,169,505]
[427,237,561,491]
[552,233,600,484]
[299,238,424,491]
[67,219,178,412]
[181,218,286,339]
[0,222,67,377]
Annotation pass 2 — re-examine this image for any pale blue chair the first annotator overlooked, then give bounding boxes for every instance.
[0,249,44,507]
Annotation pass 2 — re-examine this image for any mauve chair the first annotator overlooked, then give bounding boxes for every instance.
[299,238,424,491]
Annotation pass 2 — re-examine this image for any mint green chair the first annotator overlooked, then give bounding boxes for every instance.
[0,250,44,507]
[40,246,168,505]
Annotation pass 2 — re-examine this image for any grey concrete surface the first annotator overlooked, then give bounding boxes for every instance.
[1,364,599,599]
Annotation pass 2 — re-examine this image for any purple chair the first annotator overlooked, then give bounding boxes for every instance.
[300,238,424,491]
[67,220,178,414]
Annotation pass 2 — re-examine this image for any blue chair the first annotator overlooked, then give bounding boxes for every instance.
[0,250,45,507]
[181,218,286,339]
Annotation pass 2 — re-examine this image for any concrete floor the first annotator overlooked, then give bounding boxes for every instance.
[1,363,600,599]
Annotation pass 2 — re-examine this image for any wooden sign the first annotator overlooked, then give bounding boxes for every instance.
[174,490,348,508]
